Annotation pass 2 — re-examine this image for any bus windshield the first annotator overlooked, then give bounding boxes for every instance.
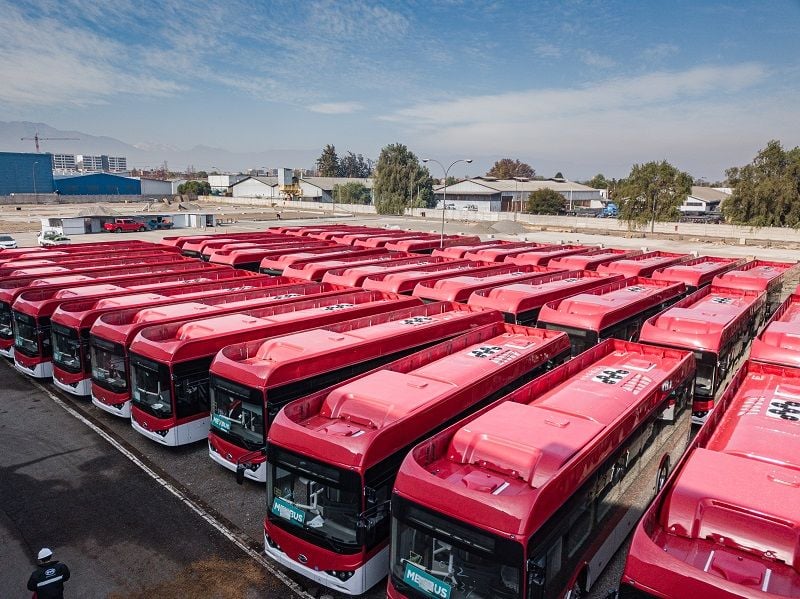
[13,311,39,356]
[391,499,521,599]
[51,323,82,372]
[694,360,716,397]
[267,447,360,551]
[541,323,598,356]
[209,375,264,450]
[0,302,12,339]
[90,338,128,392]
[130,353,172,418]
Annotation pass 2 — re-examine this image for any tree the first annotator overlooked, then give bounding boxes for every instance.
[333,182,371,205]
[615,161,692,231]
[316,144,340,177]
[487,158,535,179]
[722,140,800,227]
[526,188,564,214]
[178,180,211,195]
[373,143,433,214]
[339,152,373,178]
[587,173,608,189]
[445,176,458,186]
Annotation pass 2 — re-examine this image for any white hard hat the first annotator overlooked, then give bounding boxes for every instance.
[37,548,53,560]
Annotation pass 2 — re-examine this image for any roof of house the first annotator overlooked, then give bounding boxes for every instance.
[436,177,600,194]
[300,177,374,191]
[689,186,730,203]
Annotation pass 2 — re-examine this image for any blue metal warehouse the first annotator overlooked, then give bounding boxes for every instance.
[0,152,55,195]
[54,172,141,195]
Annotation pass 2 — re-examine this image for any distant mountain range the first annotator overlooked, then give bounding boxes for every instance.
[0,121,318,173]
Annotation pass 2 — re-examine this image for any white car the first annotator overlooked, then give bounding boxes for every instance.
[38,231,71,246]
[0,235,17,249]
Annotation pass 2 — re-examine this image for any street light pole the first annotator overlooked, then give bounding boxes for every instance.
[422,158,472,248]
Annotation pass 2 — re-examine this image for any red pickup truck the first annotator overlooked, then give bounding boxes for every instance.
[103,218,147,233]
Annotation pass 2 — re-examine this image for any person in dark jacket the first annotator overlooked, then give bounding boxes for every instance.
[27,548,70,598]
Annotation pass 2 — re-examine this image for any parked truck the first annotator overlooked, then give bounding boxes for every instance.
[103,218,147,233]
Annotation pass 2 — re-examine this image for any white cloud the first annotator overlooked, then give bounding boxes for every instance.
[536,43,562,58]
[580,50,616,69]
[642,43,680,61]
[308,102,365,114]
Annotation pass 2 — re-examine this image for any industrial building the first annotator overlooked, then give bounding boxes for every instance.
[230,176,373,202]
[53,172,141,195]
[433,177,603,212]
[679,186,729,215]
[208,174,247,193]
[140,178,174,196]
[0,151,55,196]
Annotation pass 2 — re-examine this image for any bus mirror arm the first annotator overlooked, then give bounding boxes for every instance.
[234,447,267,486]
[355,500,390,546]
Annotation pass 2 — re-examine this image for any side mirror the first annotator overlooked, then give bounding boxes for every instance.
[235,464,246,485]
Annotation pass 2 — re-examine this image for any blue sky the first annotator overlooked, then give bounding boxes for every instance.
[2,0,799,179]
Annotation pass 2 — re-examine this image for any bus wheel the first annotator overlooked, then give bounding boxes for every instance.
[657,456,671,491]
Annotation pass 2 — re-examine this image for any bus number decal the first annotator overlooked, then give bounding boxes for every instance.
[323,303,355,311]
[711,297,733,304]
[563,278,580,283]
[627,286,646,292]
[766,399,800,421]
[271,497,305,526]
[402,317,435,326]
[468,346,503,358]
[592,369,630,385]
[402,562,452,599]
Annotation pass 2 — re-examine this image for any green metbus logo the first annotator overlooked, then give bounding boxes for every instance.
[211,414,231,432]
[403,562,451,599]
[271,497,305,526]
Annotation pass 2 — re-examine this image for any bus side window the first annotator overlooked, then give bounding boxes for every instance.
[566,499,592,558]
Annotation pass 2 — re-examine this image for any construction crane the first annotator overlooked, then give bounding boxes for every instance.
[21,131,79,153]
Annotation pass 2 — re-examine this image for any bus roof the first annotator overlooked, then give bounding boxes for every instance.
[383,235,482,253]
[537,277,686,332]
[411,264,561,303]
[622,360,800,596]
[463,242,552,262]
[503,244,590,266]
[394,339,694,539]
[546,247,643,271]
[596,251,690,278]
[332,230,414,245]
[640,284,766,353]
[281,252,411,281]
[750,292,800,368]
[467,270,621,316]
[208,242,334,267]
[309,228,386,241]
[362,261,506,295]
[259,247,387,273]
[90,282,354,345]
[711,259,798,292]
[651,255,746,288]
[183,234,285,254]
[431,240,512,260]
[210,302,501,389]
[0,251,187,278]
[321,257,459,288]
[130,291,421,363]
[270,323,571,471]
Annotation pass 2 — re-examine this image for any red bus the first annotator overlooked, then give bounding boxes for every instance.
[263,323,571,594]
[282,252,411,281]
[286,226,356,237]
[354,234,441,249]
[463,242,554,263]
[639,285,767,423]
[504,245,590,267]
[198,237,311,261]
[546,247,643,271]
[750,291,800,368]
[467,270,624,325]
[0,249,189,279]
[209,302,501,481]
[208,241,336,271]
[430,240,513,259]
[388,339,695,599]
[331,231,416,246]
[362,262,508,296]
[537,277,686,355]
[596,251,689,278]
[619,359,800,599]
[128,291,421,446]
[259,248,388,275]
[0,262,225,359]
[411,265,564,303]
[650,255,746,292]
[89,282,355,418]
[308,228,387,241]
[712,259,798,317]
[49,271,267,396]
[383,235,482,254]
[182,233,287,258]
[0,243,181,269]
[163,231,275,251]
[0,240,158,262]
[321,257,460,288]
[11,266,249,378]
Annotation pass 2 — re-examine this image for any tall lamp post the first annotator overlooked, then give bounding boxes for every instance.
[32,161,38,202]
[422,158,472,248]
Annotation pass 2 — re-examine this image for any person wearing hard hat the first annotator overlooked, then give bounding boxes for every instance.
[27,548,70,598]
